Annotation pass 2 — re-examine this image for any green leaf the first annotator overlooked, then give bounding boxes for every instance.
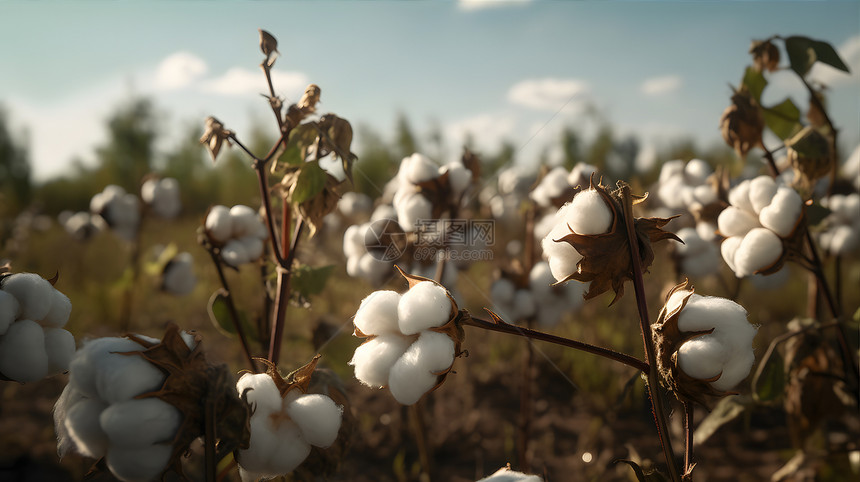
[762,98,802,140]
[144,243,179,276]
[207,289,237,337]
[693,395,751,445]
[752,350,785,402]
[276,123,318,170]
[785,36,850,77]
[292,264,335,298]
[742,66,767,103]
[291,161,328,205]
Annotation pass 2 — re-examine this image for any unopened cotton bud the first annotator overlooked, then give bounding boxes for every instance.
[64,398,109,458]
[106,443,173,482]
[99,398,181,448]
[44,328,76,374]
[205,205,233,243]
[1,272,54,321]
[354,290,402,335]
[388,331,455,405]
[0,319,49,382]
[0,290,19,334]
[286,394,343,447]
[350,333,412,388]
[397,281,451,335]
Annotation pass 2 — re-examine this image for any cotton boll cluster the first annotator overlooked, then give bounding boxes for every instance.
[54,335,187,482]
[718,176,803,277]
[90,185,141,241]
[59,211,106,241]
[141,177,181,219]
[477,466,543,482]
[668,290,758,391]
[674,227,721,278]
[204,205,268,267]
[343,221,395,287]
[530,167,572,208]
[540,188,614,282]
[392,153,473,232]
[235,373,342,480]
[0,273,75,383]
[349,281,458,405]
[656,159,717,213]
[818,193,860,256]
[161,252,197,296]
[337,191,373,222]
[567,162,599,189]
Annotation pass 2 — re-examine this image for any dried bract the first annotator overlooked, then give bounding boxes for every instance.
[786,125,832,193]
[720,91,764,159]
[199,116,233,163]
[749,39,780,72]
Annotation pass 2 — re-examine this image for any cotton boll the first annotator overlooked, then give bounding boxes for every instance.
[0,319,49,382]
[353,290,402,336]
[541,167,571,200]
[692,184,718,206]
[338,192,373,220]
[350,333,413,388]
[728,179,754,214]
[229,205,261,238]
[106,443,173,482]
[533,213,555,242]
[528,261,555,301]
[478,466,543,482]
[41,288,72,328]
[205,205,233,243]
[401,153,439,185]
[162,253,196,296]
[95,351,166,404]
[388,332,455,405]
[64,398,109,458]
[237,413,280,475]
[54,384,87,457]
[346,256,362,278]
[287,394,343,447]
[343,224,367,259]
[759,186,802,237]
[717,207,760,238]
[696,221,719,242]
[396,193,433,232]
[513,289,536,320]
[710,348,755,391]
[241,236,264,261]
[221,239,250,267]
[0,290,19,335]
[563,190,613,235]
[398,281,452,335]
[371,204,398,223]
[659,160,685,185]
[236,373,282,416]
[677,294,748,333]
[827,224,860,255]
[677,336,728,380]
[441,162,472,197]
[490,279,516,305]
[720,236,742,275]
[45,328,76,374]
[69,337,147,398]
[685,159,712,184]
[1,272,54,321]
[100,398,181,449]
[733,228,783,277]
[541,221,583,282]
[748,176,778,214]
[265,421,312,476]
[140,179,159,204]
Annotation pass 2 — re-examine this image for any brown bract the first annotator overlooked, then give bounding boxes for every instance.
[786,125,833,194]
[199,117,233,163]
[720,91,764,159]
[651,281,731,408]
[750,39,780,72]
[122,323,250,479]
[555,181,681,305]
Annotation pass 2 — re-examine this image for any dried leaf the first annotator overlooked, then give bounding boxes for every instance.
[258,29,279,66]
[199,117,232,163]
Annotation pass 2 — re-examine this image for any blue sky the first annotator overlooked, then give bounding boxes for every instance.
[2,0,859,182]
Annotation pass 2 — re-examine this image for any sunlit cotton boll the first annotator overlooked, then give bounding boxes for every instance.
[399,153,439,185]
[63,397,110,459]
[205,205,233,243]
[395,193,433,232]
[440,162,473,198]
[221,239,250,267]
[141,177,181,219]
[730,227,783,277]
[353,290,402,336]
[388,330,455,405]
[285,393,343,448]
[68,337,162,401]
[350,333,413,388]
[230,205,266,239]
[397,281,452,335]
[99,398,182,448]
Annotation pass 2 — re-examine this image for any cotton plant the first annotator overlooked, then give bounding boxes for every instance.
[342,219,396,287]
[0,272,75,383]
[817,193,860,256]
[58,211,106,241]
[349,271,462,405]
[490,261,585,328]
[477,465,543,482]
[718,175,803,277]
[673,227,721,278]
[529,166,572,208]
[141,177,181,219]
[160,252,197,296]
[90,185,141,242]
[652,282,758,405]
[651,158,722,242]
[236,357,342,481]
[392,153,471,232]
[204,204,269,268]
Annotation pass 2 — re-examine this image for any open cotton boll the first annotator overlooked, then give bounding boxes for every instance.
[350,333,413,388]
[696,221,719,242]
[728,179,754,214]
[758,186,802,237]
[286,394,343,447]
[685,158,713,184]
[398,281,452,335]
[0,320,49,382]
[441,162,472,197]
[221,239,249,267]
[720,236,742,274]
[563,190,613,235]
[710,348,755,391]
[240,236,264,261]
[45,328,76,374]
[41,288,72,328]
[343,224,367,259]
[717,207,760,238]
[237,414,281,476]
[477,466,543,482]
[658,178,686,210]
[733,228,782,277]
[388,332,455,405]
[659,160,685,184]
[541,167,571,199]
[265,421,312,476]
[0,290,19,334]
[401,153,439,185]
[396,193,433,232]
[1,272,54,321]
[677,336,728,380]
[748,176,778,214]
[230,205,262,238]
[236,373,283,415]
[100,398,181,448]
[95,350,166,404]
[371,204,398,223]
[541,221,583,282]
[64,397,109,458]
[106,443,173,482]
[354,290,402,336]
[513,289,536,320]
[69,337,147,398]
[346,256,362,278]
[205,205,233,243]
[677,294,748,333]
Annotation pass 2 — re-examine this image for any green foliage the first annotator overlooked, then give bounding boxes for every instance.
[752,350,786,402]
[95,97,158,191]
[0,106,31,218]
[762,98,802,140]
[784,36,850,77]
[741,66,767,103]
[291,161,328,204]
[291,264,335,299]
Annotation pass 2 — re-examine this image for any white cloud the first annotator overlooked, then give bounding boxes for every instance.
[640,75,682,96]
[154,52,208,91]
[809,34,860,87]
[458,0,533,11]
[507,78,590,112]
[444,112,517,153]
[201,67,310,98]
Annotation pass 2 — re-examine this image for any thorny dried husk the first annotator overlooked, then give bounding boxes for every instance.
[121,323,251,479]
[750,39,780,72]
[651,281,730,408]
[720,91,764,159]
[786,125,833,194]
[199,116,233,162]
[555,179,681,305]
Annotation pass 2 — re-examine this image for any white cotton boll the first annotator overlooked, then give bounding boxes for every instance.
[162,253,196,296]
[533,213,555,243]
[528,261,555,301]
[338,192,373,219]
[675,228,707,256]
[441,162,472,197]
[0,290,20,335]
[491,279,516,306]
[350,333,413,388]
[398,281,452,335]
[388,331,455,405]
[0,319,49,382]
[343,224,367,259]
[498,166,533,195]
[513,289,536,320]
[1,272,54,321]
[529,185,550,208]
[396,193,433,232]
[692,184,718,206]
[568,163,599,187]
[685,159,713,184]
[205,205,233,243]
[100,398,181,448]
[265,420,312,476]
[353,290,402,336]
[64,398,109,459]
[54,384,88,457]
[237,414,280,477]
[106,443,173,482]
[563,190,613,235]
[346,255,362,278]
[541,221,583,282]
[95,351,166,404]
[748,176,778,215]
[659,160,685,184]
[542,167,571,200]
[241,236,264,262]
[733,228,783,277]
[41,288,72,328]
[677,294,748,333]
[236,373,282,415]
[154,178,181,219]
[371,204,398,223]
[658,180,686,210]
[221,239,250,267]
[287,394,343,447]
[711,348,755,391]
[720,236,742,275]
[478,466,543,482]
[229,205,258,237]
[111,194,141,228]
[696,221,718,242]
[728,179,754,214]
[759,186,802,237]
[69,337,147,398]
[677,336,728,380]
[828,224,860,255]
[717,206,760,238]
[45,328,76,374]
[402,153,439,185]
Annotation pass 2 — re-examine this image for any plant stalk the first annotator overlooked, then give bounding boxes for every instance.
[267,220,304,365]
[205,246,258,371]
[684,402,694,477]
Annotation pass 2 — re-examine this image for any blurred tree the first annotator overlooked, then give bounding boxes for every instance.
[161,124,211,214]
[394,113,419,160]
[560,127,583,170]
[95,97,158,192]
[586,125,614,173]
[610,135,640,181]
[482,140,516,177]
[353,125,397,199]
[0,106,32,218]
